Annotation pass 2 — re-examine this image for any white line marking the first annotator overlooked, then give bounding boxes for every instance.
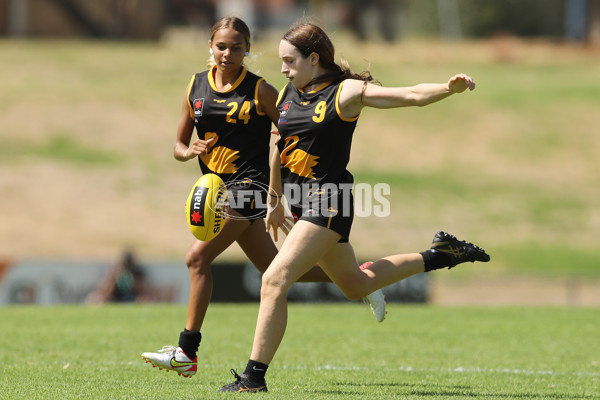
[281,364,600,377]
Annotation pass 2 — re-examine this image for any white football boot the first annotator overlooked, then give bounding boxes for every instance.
[360,261,387,322]
[363,289,386,322]
[141,345,197,377]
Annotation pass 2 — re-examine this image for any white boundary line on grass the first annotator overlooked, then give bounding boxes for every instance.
[282,364,600,378]
[128,361,599,378]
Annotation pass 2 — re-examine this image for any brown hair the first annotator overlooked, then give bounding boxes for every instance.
[209,16,251,45]
[282,22,377,87]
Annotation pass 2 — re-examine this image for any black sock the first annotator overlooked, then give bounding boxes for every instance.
[420,249,453,272]
[178,329,202,359]
[243,359,268,382]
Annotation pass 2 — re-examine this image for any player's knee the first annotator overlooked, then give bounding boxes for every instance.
[185,248,213,273]
[260,270,279,291]
[260,269,290,299]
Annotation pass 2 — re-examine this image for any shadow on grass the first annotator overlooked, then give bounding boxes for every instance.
[312,381,596,399]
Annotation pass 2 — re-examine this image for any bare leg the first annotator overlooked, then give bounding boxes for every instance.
[184,217,250,331]
[236,218,278,273]
[248,221,426,365]
[250,221,341,364]
[236,218,331,282]
[231,227,489,390]
[187,214,336,332]
[320,244,425,300]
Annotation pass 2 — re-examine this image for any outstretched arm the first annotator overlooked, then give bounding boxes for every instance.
[339,74,475,118]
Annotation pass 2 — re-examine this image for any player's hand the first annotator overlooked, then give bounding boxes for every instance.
[448,74,476,93]
[185,138,214,159]
[271,130,280,145]
[266,201,293,242]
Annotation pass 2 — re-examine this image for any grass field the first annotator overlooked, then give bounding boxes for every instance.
[1,27,599,400]
[1,304,598,399]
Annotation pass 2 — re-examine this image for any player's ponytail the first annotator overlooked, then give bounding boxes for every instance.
[282,22,379,86]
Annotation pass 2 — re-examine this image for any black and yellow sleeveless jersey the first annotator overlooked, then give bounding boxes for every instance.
[276,80,359,186]
[187,66,272,184]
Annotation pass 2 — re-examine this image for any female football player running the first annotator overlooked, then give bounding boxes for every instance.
[141,17,385,378]
[219,22,490,392]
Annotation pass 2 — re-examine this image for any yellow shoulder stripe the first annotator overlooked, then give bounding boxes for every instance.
[186,74,196,119]
[255,78,266,116]
[336,81,360,122]
[276,86,287,107]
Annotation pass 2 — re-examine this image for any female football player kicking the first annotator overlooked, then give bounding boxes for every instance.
[140,17,386,379]
[219,22,490,393]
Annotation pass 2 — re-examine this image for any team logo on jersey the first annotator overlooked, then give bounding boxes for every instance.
[280,101,292,116]
[200,147,240,174]
[193,98,205,116]
[280,136,319,179]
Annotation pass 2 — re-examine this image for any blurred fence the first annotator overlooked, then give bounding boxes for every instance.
[0,259,428,305]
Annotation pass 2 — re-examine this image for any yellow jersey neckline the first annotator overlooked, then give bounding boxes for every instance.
[299,81,332,94]
[208,65,248,93]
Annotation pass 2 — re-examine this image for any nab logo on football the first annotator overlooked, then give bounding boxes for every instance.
[185,174,228,241]
[189,186,208,227]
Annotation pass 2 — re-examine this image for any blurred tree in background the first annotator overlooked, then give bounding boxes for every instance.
[1,0,598,44]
